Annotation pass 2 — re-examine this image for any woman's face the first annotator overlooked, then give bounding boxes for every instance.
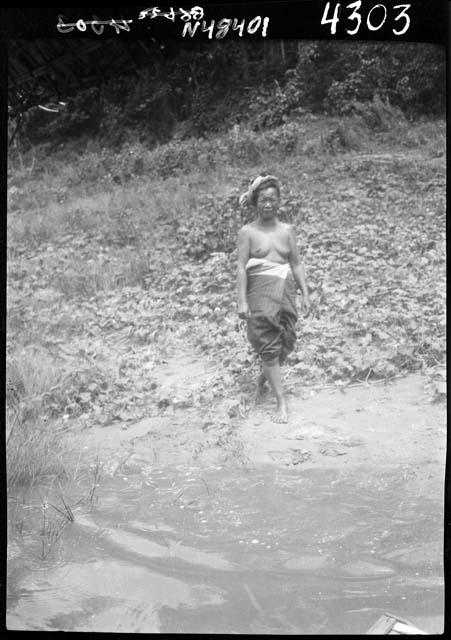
[256,186,280,221]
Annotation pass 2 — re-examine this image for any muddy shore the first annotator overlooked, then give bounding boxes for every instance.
[67,364,446,500]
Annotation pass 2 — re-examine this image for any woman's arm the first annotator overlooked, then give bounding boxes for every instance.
[237,227,251,318]
[288,226,311,312]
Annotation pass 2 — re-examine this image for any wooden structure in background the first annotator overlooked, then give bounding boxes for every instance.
[8,38,163,116]
[366,613,428,635]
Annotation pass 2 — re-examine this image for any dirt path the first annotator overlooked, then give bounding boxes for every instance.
[66,347,446,501]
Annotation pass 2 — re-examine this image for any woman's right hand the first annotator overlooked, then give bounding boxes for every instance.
[237,302,251,319]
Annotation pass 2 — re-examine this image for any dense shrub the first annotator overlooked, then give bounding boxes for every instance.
[320,42,445,116]
[15,41,444,149]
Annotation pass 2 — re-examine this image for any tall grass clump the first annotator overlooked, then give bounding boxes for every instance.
[7,414,69,488]
[6,349,69,487]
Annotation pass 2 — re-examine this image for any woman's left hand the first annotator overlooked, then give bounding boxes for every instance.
[302,297,312,317]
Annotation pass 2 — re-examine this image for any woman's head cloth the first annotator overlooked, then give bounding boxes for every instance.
[239,175,280,207]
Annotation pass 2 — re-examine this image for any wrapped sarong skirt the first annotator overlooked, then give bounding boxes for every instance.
[246,258,298,362]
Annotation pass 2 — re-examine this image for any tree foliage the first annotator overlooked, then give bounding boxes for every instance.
[13,41,445,148]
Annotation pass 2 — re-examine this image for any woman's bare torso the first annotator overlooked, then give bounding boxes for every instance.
[248,221,291,264]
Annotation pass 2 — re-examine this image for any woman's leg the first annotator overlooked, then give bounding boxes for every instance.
[247,313,288,421]
[254,370,268,404]
[261,357,288,423]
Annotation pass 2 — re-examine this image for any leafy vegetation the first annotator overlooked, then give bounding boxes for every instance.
[13,41,445,148]
[7,111,446,486]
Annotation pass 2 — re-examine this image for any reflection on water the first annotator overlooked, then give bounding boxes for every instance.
[7,465,444,634]
[7,560,225,633]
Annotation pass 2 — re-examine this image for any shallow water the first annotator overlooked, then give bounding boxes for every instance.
[7,464,444,634]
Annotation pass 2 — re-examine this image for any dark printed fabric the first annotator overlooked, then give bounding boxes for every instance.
[246,258,298,362]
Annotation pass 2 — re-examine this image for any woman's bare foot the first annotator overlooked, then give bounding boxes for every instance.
[254,373,268,405]
[271,398,288,423]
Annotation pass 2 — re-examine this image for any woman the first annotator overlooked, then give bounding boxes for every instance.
[237,175,310,423]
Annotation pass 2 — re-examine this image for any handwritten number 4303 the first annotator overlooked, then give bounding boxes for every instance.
[321,2,410,35]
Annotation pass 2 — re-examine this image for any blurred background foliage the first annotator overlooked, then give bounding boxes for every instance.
[9,40,445,149]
